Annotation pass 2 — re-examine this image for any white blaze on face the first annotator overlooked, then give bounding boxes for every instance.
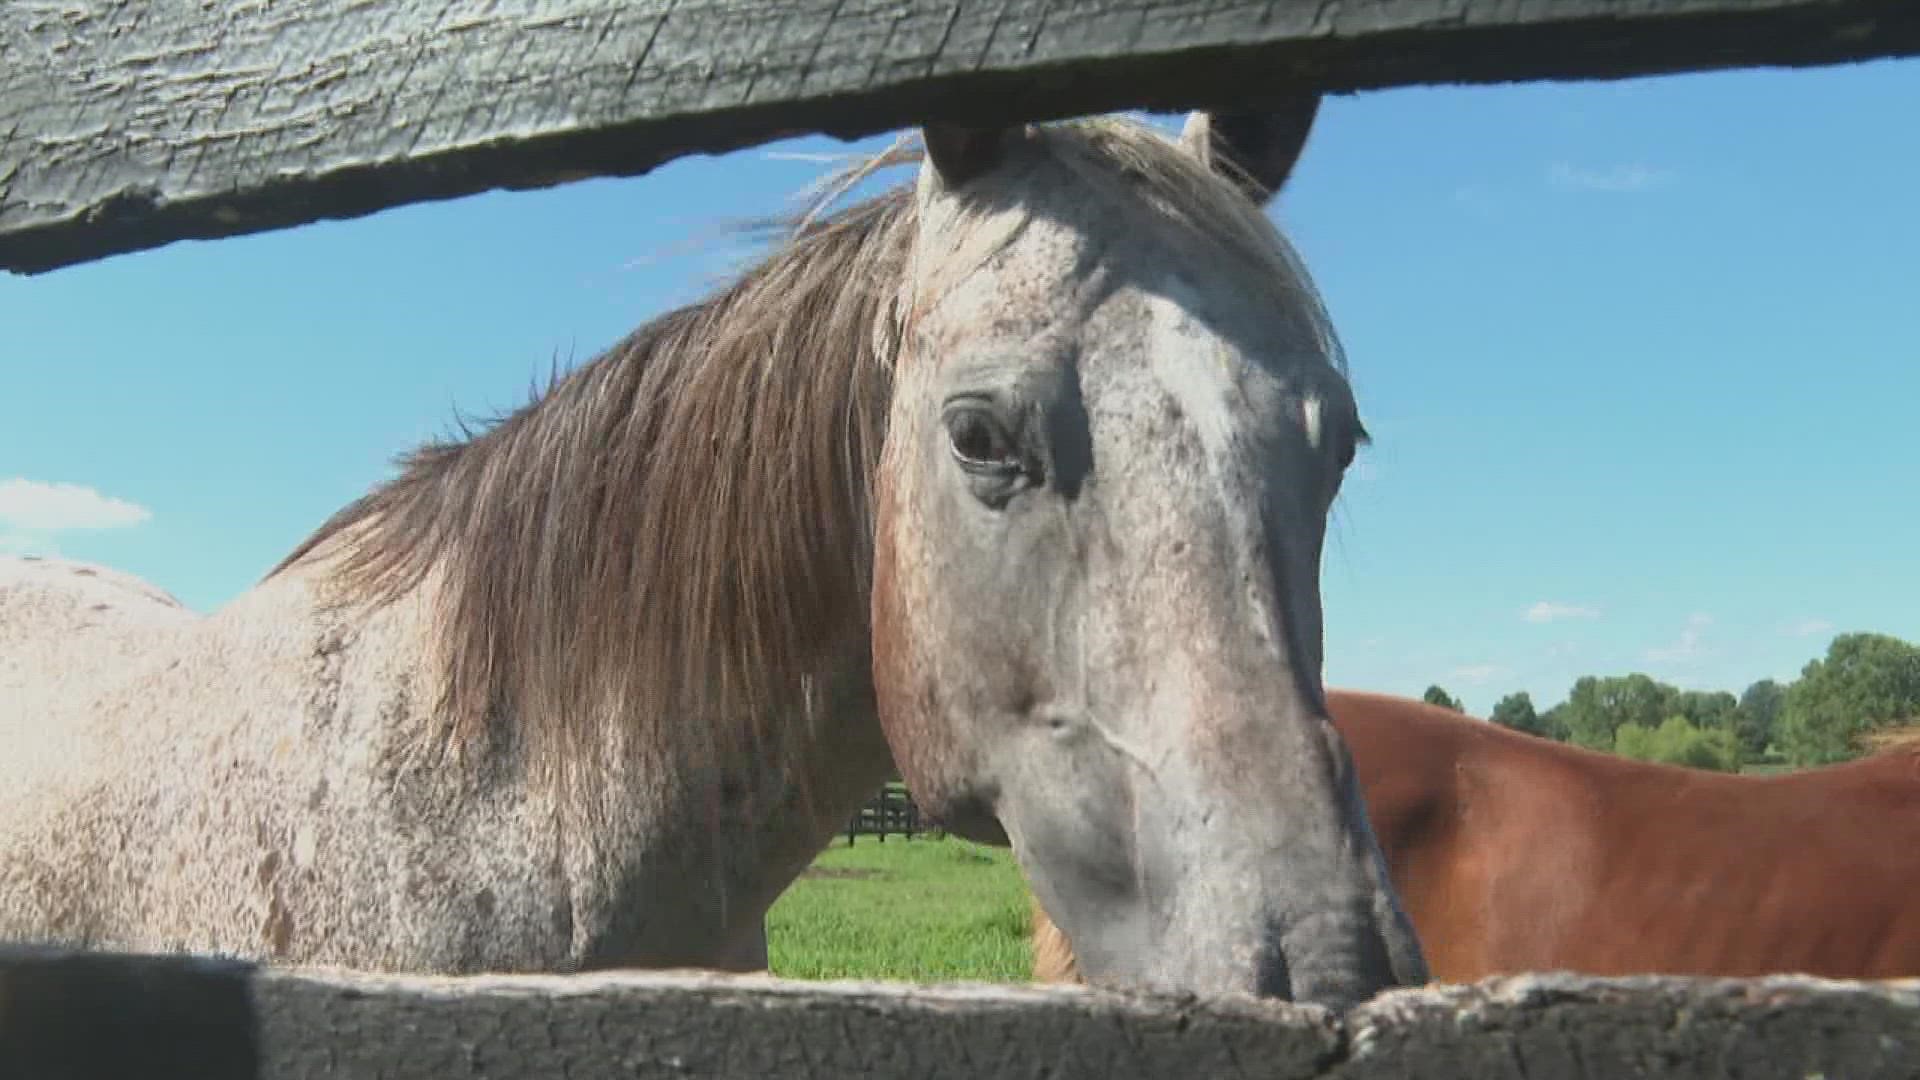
[1144,280,1330,468]
[1144,283,1242,466]
[1300,394,1323,451]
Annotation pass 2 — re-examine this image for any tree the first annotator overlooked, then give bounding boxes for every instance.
[1537,703,1572,742]
[1559,673,1677,750]
[1674,689,1738,732]
[1612,715,1740,772]
[1735,679,1785,760]
[1490,692,1546,737]
[1422,685,1464,712]
[1613,721,1658,762]
[1778,633,1920,766]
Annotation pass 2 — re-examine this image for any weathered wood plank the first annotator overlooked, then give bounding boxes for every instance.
[2,945,1917,1078]
[3,0,1917,274]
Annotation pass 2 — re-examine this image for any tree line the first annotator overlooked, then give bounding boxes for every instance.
[1419,631,1920,772]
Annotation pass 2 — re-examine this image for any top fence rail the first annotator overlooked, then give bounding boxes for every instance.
[4,0,1919,275]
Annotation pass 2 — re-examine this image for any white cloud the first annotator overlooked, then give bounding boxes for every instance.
[1645,612,1713,664]
[0,479,152,555]
[1447,663,1508,686]
[1548,162,1672,193]
[1524,601,1601,624]
[1783,617,1834,638]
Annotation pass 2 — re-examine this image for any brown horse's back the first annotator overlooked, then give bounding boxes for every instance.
[1329,691,1602,982]
[1333,690,1920,981]
[1542,748,1920,979]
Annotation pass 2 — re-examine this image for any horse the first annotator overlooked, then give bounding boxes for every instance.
[1031,689,1920,985]
[0,106,1426,1007]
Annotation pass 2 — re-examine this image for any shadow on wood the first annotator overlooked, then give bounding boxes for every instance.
[0,945,258,1080]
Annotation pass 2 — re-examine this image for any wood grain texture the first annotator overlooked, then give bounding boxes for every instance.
[3,945,1918,1078]
[4,0,1918,274]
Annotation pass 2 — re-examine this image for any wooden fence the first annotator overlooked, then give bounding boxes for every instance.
[6,0,1920,1075]
[5,0,1918,274]
[2,946,1916,1079]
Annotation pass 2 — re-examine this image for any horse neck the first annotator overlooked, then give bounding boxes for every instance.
[541,631,894,968]
[301,260,892,759]
[264,199,912,965]
[401,356,897,962]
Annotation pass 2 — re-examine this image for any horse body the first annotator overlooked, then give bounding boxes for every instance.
[1401,708,1920,980]
[1,556,826,973]
[1034,689,1920,984]
[0,556,193,701]
[1,109,1422,1005]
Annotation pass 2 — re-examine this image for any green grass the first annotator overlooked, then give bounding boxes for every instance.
[767,835,1034,982]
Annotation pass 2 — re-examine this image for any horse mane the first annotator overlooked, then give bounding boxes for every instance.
[265,115,1343,785]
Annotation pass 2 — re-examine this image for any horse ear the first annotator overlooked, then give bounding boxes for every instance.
[921,124,1015,189]
[1178,99,1322,205]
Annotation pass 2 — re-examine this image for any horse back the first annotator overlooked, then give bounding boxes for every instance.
[1570,750,1920,978]
[1328,691,1604,984]
[0,555,192,691]
[1334,690,1920,981]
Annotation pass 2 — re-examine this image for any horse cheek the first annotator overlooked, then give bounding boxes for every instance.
[868,469,944,807]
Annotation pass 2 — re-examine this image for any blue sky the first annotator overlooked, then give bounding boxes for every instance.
[4,60,1916,716]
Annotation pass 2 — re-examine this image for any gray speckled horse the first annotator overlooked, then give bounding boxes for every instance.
[0,107,1424,1007]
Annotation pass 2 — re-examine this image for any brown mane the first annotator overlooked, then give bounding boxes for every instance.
[271,186,912,779]
[265,116,1344,786]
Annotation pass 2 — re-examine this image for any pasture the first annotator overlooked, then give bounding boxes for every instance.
[767,837,1033,982]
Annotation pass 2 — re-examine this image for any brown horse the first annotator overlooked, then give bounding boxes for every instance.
[0,108,1423,1006]
[1034,689,1920,984]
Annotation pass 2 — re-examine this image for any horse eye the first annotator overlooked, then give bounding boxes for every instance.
[948,410,1020,472]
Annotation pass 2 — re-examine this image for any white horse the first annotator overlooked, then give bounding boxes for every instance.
[0,107,1424,1007]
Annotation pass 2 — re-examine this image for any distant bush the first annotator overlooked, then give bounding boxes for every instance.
[1778,633,1920,766]
[1613,715,1741,772]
